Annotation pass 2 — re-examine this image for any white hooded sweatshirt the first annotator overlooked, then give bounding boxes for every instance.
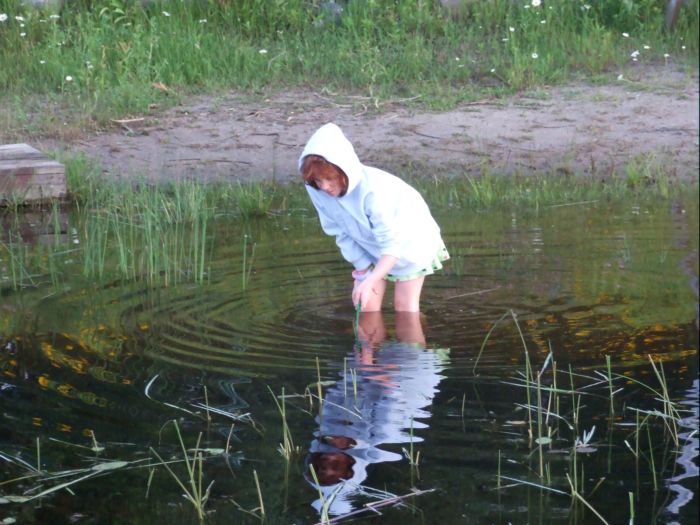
[299,123,445,277]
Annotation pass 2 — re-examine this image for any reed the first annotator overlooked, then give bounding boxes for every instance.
[566,473,610,525]
[267,386,300,461]
[497,450,502,490]
[606,354,615,416]
[253,469,265,517]
[646,424,658,491]
[403,417,421,467]
[150,420,213,522]
[628,491,635,523]
[316,357,324,416]
[308,464,334,525]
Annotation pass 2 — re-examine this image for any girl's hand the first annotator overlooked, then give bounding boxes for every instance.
[352,277,378,308]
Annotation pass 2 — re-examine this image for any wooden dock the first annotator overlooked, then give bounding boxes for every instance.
[0,143,66,203]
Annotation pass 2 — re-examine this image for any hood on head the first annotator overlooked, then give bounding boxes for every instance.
[299,123,364,196]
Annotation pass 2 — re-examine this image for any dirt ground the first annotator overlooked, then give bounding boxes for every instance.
[45,64,699,184]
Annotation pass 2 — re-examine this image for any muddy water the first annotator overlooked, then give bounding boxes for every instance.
[1,198,698,524]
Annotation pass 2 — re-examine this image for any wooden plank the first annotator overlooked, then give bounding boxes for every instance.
[0,143,49,161]
[0,143,66,202]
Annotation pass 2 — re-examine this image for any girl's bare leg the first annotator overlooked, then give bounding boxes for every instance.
[393,276,425,312]
[357,277,387,312]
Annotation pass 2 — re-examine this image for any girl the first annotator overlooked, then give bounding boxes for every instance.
[299,123,448,312]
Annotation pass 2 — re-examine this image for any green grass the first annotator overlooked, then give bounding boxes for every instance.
[0,0,697,138]
[1,151,696,292]
[407,158,697,211]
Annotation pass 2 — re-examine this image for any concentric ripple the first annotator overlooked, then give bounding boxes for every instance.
[23,203,698,385]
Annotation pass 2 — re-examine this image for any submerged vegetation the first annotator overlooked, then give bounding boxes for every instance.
[0,0,698,137]
[0,339,689,523]
[480,310,688,525]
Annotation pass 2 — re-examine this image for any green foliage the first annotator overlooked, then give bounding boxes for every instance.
[0,0,697,132]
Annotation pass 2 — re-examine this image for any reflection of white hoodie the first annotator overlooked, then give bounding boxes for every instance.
[299,123,445,276]
[306,341,449,516]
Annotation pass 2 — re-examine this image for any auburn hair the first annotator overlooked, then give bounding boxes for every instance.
[301,154,349,196]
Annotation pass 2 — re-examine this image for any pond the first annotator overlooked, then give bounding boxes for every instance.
[1,196,698,524]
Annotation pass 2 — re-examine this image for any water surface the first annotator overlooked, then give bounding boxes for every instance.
[1,198,697,524]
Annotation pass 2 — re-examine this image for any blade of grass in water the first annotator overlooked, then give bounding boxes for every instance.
[354,302,361,339]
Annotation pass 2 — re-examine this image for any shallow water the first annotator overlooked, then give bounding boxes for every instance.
[1,198,698,524]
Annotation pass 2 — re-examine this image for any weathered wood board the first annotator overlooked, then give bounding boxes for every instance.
[0,143,66,203]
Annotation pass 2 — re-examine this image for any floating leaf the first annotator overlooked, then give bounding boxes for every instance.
[91,460,128,471]
[188,448,225,456]
[535,437,552,445]
[0,495,30,504]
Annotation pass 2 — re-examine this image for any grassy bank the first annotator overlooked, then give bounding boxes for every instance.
[1,153,695,291]
[0,0,697,139]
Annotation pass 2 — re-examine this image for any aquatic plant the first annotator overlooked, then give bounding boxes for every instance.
[268,385,301,461]
[149,420,215,522]
[488,316,687,524]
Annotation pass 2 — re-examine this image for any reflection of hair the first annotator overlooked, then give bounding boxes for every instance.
[309,452,356,486]
[301,154,349,196]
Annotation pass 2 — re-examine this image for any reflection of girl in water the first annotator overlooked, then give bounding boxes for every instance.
[305,312,449,516]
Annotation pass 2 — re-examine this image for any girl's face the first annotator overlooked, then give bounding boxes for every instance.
[314,173,344,197]
[302,155,349,197]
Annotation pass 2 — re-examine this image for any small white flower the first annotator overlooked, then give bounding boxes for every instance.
[617,74,624,80]
[490,68,496,73]
[87,64,94,69]
[162,11,170,17]
[259,49,268,54]
[531,0,541,7]
[502,38,509,42]
[540,20,546,24]
[20,22,24,27]
[643,45,650,50]
[0,14,8,22]
[199,19,207,23]
[622,32,629,38]
[455,56,460,61]
[682,45,686,50]
[664,53,670,58]
[20,32,26,37]
[65,75,73,82]
[532,52,538,59]
[582,4,591,9]
[509,26,515,32]
[40,60,46,64]
[15,15,24,21]
[49,14,59,19]
[630,50,640,58]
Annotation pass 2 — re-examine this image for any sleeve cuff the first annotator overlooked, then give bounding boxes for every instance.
[353,256,373,271]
